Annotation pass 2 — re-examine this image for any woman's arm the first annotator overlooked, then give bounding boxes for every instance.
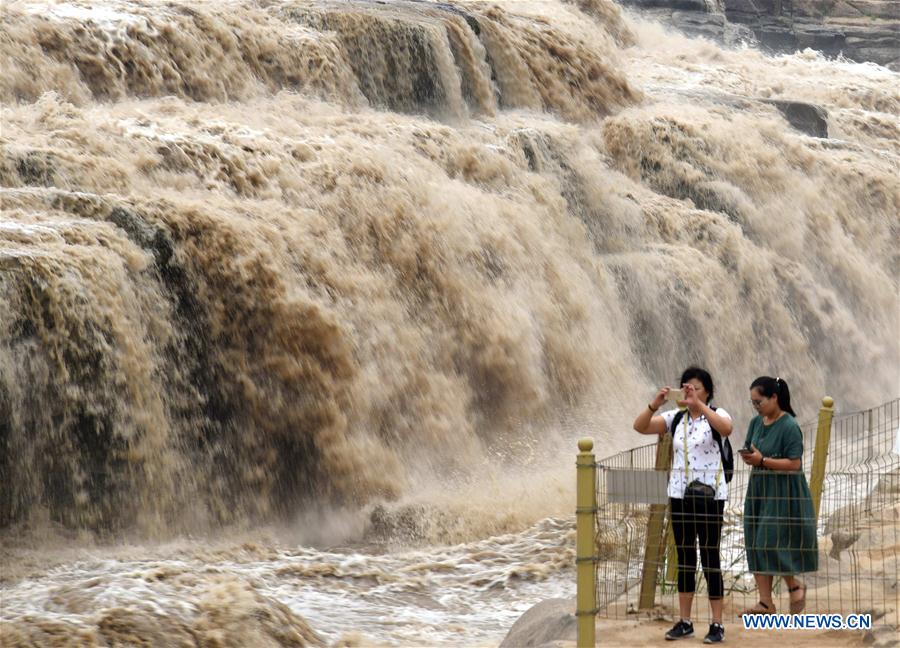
[762,457,802,471]
[633,388,669,435]
[742,445,802,471]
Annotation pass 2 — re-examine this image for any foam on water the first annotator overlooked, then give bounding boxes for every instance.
[2,518,575,645]
[1,0,897,644]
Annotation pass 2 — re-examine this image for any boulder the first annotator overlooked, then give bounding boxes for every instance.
[672,10,728,38]
[828,529,861,559]
[766,100,829,138]
[499,598,578,648]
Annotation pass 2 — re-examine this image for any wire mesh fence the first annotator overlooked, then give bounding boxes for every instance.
[592,398,900,626]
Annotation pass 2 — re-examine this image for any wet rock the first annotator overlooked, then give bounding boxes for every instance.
[627,0,710,10]
[828,529,861,559]
[432,1,481,35]
[11,151,58,187]
[723,0,900,68]
[621,0,900,70]
[617,1,752,45]
[863,624,900,647]
[793,22,847,50]
[108,206,162,249]
[671,10,727,39]
[766,100,829,138]
[499,598,578,648]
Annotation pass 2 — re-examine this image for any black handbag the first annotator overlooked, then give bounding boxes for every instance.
[684,479,715,499]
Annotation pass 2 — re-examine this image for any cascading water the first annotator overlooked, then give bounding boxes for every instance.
[1,0,897,645]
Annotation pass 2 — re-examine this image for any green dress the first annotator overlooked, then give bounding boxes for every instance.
[743,414,818,574]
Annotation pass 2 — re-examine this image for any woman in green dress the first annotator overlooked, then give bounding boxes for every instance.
[740,376,817,615]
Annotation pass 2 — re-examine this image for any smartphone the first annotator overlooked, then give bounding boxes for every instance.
[666,388,685,402]
[738,448,752,455]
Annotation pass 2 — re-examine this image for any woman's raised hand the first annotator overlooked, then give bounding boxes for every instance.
[650,388,669,412]
[681,383,699,408]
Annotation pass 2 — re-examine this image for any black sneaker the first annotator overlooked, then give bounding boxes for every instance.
[665,620,694,640]
[704,623,725,643]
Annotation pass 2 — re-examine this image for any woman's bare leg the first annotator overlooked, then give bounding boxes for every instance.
[783,574,802,590]
[784,574,806,610]
[679,592,694,621]
[753,573,775,608]
[710,597,723,624]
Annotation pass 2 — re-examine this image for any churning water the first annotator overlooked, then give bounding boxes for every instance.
[1,0,897,644]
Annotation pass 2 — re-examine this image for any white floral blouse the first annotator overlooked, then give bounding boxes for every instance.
[662,406,733,501]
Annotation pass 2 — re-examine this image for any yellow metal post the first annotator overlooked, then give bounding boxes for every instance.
[809,396,834,518]
[576,438,597,648]
[638,432,673,609]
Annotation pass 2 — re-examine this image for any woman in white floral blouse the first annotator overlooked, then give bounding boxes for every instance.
[633,366,734,644]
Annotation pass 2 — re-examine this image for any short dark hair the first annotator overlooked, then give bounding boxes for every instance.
[679,366,714,403]
[750,376,797,417]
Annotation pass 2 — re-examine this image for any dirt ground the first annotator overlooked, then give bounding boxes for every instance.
[590,499,900,647]
[589,579,898,647]
[595,615,882,647]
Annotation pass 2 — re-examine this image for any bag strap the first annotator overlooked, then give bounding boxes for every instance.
[707,408,728,463]
[708,407,726,488]
[669,409,689,480]
[672,406,726,488]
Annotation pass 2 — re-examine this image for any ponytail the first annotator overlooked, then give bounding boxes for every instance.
[750,375,797,417]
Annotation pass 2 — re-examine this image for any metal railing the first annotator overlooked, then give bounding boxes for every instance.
[575,397,900,647]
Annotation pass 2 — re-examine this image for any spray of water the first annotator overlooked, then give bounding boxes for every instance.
[0,0,896,546]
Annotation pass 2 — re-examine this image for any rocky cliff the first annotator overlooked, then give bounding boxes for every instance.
[621,0,900,70]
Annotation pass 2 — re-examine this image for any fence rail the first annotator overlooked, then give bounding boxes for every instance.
[575,397,900,647]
